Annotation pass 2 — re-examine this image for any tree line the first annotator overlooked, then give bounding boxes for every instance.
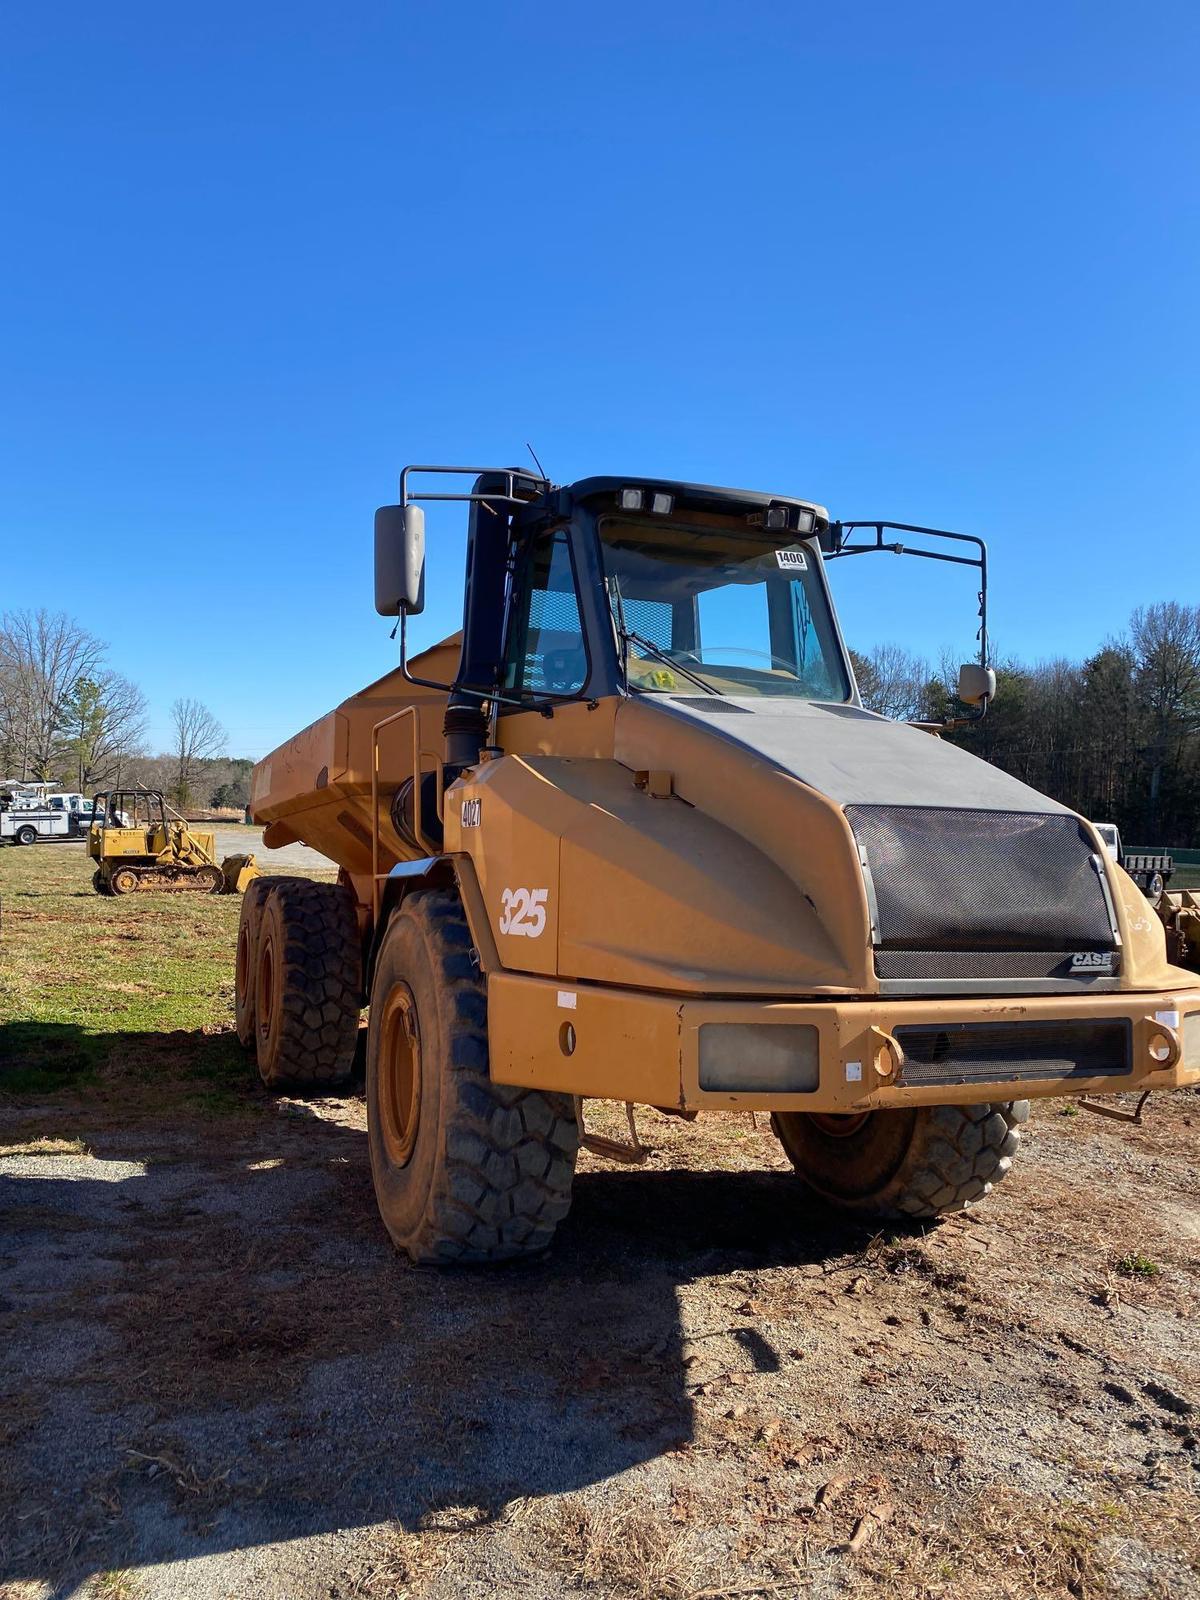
[0,608,249,810]
[851,600,1200,846]
[5,600,1197,839]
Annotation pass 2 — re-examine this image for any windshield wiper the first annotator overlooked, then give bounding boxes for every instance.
[617,625,722,697]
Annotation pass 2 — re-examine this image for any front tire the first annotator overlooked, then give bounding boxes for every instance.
[367,889,578,1264]
[771,1101,1029,1220]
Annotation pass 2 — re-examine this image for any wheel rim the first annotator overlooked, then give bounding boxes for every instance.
[236,924,251,1001]
[808,1111,873,1138]
[258,936,275,1045]
[377,982,421,1168]
[112,870,138,895]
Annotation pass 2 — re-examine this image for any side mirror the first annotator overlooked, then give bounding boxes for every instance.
[957,662,996,706]
[374,504,426,616]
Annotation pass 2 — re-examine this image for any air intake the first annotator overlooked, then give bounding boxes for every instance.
[894,1018,1131,1087]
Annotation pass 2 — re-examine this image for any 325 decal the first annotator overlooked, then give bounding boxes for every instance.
[498,887,548,937]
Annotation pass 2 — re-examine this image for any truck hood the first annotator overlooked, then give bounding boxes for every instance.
[652,695,1068,813]
[634,695,1123,989]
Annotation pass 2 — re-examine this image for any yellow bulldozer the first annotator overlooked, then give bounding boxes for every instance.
[234,465,1200,1265]
[89,787,259,896]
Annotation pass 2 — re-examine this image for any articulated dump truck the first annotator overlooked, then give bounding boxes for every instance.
[240,466,1200,1264]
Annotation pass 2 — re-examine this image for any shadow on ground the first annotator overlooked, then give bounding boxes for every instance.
[1,1027,871,1594]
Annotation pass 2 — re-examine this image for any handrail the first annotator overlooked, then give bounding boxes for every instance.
[399,464,548,508]
[370,706,444,922]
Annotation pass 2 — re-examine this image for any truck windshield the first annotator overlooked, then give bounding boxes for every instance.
[599,516,850,700]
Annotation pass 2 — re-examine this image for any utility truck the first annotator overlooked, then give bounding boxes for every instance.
[240,466,1200,1264]
[0,787,96,844]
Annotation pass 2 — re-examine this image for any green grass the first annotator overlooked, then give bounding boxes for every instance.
[1114,1252,1161,1279]
[0,842,330,1110]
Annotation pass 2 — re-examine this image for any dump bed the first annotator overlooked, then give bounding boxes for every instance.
[249,635,457,881]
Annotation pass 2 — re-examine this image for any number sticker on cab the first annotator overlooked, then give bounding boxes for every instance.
[498,888,548,938]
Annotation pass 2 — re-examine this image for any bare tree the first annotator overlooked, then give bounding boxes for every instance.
[0,609,106,780]
[1130,602,1200,832]
[850,642,931,721]
[171,698,227,808]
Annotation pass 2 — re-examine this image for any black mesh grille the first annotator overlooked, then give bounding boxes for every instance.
[894,1019,1131,1087]
[876,950,1115,980]
[847,807,1115,955]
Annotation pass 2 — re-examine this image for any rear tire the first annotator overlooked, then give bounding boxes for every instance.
[234,878,274,1047]
[16,825,37,846]
[253,878,361,1089]
[367,888,578,1264]
[771,1101,1029,1220]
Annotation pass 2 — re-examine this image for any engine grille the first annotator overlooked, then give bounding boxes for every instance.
[846,806,1118,981]
[876,950,1115,980]
[894,1019,1131,1087]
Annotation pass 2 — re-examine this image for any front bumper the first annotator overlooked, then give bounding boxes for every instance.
[486,973,1200,1111]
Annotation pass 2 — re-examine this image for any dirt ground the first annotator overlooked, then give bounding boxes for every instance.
[2,847,1198,1600]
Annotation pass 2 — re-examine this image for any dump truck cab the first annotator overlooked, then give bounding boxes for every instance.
[243,465,1200,1265]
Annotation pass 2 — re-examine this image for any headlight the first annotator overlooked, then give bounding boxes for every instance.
[698,1023,820,1092]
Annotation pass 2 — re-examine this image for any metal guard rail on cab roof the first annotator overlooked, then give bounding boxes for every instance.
[399,465,549,509]
[828,520,990,667]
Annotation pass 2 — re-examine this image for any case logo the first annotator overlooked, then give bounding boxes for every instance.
[1070,951,1114,972]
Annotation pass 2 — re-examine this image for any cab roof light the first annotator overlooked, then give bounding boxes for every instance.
[650,491,674,515]
[764,504,816,536]
[619,487,644,511]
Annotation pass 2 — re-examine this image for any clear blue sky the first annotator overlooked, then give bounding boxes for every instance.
[2,2,1197,757]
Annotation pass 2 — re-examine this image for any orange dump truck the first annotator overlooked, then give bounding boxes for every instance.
[239,465,1200,1264]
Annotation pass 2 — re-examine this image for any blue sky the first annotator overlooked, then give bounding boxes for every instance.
[2,2,1197,757]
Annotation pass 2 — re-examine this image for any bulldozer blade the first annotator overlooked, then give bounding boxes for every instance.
[220,853,261,894]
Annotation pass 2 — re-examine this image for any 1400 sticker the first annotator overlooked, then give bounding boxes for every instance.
[498,887,548,937]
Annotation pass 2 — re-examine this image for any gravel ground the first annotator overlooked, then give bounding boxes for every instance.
[1,1083,1198,1600]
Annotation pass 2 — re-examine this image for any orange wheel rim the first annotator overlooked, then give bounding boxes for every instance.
[236,926,251,998]
[809,1112,872,1138]
[258,937,275,1043]
[378,984,420,1168]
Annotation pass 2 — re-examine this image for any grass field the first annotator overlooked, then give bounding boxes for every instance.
[2,842,1198,1600]
[0,843,335,1100]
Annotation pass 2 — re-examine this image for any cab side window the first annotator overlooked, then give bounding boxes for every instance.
[503,529,587,697]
